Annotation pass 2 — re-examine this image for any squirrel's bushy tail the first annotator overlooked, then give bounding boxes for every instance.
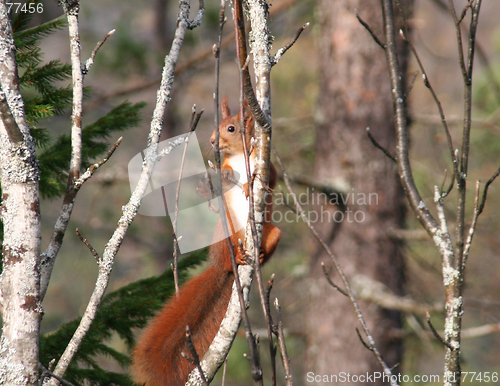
[131,258,234,386]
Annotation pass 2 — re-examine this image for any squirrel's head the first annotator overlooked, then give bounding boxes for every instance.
[210,96,254,156]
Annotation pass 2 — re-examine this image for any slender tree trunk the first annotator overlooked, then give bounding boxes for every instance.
[0,3,42,384]
[305,1,411,384]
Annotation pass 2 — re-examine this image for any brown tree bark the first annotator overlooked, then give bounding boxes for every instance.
[305,1,411,384]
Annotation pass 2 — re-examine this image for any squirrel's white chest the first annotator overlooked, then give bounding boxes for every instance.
[225,154,254,232]
[230,154,253,184]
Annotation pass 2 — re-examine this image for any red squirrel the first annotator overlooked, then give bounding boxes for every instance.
[131,97,281,386]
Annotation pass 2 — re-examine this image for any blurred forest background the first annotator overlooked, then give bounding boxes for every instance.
[23,0,500,384]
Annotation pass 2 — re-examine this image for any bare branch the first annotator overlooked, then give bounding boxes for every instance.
[396,2,459,191]
[46,0,196,382]
[356,328,374,352]
[321,262,348,297]
[40,0,85,303]
[458,0,474,24]
[233,0,270,130]
[83,29,116,75]
[84,0,300,110]
[271,22,309,67]
[476,164,500,217]
[75,229,100,263]
[187,0,205,29]
[182,327,209,386]
[426,312,454,350]
[274,298,293,386]
[461,322,500,339]
[233,3,267,383]
[41,137,122,301]
[463,166,500,269]
[366,127,397,163]
[448,0,467,80]
[38,363,76,386]
[273,147,399,386]
[351,274,442,315]
[355,9,385,50]
[381,0,441,239]
[74,137,122,189]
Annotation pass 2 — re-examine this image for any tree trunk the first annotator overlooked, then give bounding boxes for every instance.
[306,0,410,384]
[0,3,42,385]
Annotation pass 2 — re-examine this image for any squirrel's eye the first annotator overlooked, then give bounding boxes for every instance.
[227,125,235,133]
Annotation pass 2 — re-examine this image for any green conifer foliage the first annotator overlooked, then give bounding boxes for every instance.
[40,249,208,386]
[14,15,147,198]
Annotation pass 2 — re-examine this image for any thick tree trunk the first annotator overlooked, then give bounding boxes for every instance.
[0,3,42,385]
[305,1,410,384]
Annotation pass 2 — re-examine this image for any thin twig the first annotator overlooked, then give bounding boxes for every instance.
[321,262,348,296]
[366,127,397,162]
[38,362,76,386]
[355,9,386,50]
[75,229,100,263]
[405,70,418,96]
[183,326,209,386]
[83,29,115,75]
[266,273,275,310]
[426,312,454,350]
[274,298,293,386]
[42,136,122,300]
[449,0,467,81]
[432,0,500,105]
[476,164,500,216]
[463,166,500,269]
[271,22,309,66]
[458,0,474,24]
[266,275,278,386]
[74,137,122,190]
[356,328,374,352]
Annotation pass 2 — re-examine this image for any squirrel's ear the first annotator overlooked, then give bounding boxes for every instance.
[221,96,231,119]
